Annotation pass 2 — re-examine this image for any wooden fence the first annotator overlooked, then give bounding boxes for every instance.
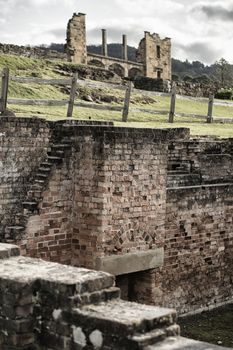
[0,67,219,123]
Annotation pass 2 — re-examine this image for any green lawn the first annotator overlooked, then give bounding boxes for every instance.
[1,53,233,138]
[11,104,233,138]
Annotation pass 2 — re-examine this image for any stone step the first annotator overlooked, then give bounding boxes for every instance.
[167,170,189,175]
[130,324,180,348]
[5,226,25,236]
[40,162,53,168]
[22,201,38,212]
[168,174,200,179]
[48,150,65,157]
[38,166,51,173]
[27,189,42,200]
[168,162,191,172]
[47,156,62,164]
[14,213,29,226]
[167,174,201,188]
[148,336,231,350]
[35,173,48,180]
[30,184,44,190]
[72,300,177,335]
[51,143,71,150]
[34,179,46,187]
[70,286,120,307]
[61,138,72,144]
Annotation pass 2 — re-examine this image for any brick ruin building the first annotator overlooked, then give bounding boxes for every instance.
[0,116,233,317]
[66,13,171,80]
[0,116,232,348]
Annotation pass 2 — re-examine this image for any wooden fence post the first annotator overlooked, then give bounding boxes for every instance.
[207,94,214,123]
[168,83,176,123]
[67,73,78,118]
[0,68,10,114]
[122,81,132,122]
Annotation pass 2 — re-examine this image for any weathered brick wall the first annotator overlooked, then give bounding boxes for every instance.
[168,139,233,184]
[70,127,179,269]
[152,184,233,314]
[23,163,73,264]
[0,117,51,239]
[1,117,232,315]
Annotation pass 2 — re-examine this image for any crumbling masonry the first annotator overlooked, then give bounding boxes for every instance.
[0,117,233,317]
[0,243,230,350]
[66,13,172,80]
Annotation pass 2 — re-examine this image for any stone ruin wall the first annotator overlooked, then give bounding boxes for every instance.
[175,81,218,98]
[66,13,172,80]
[66,13,87,64]
[137,32,171,81]
[0,43,66,60]
[0,117,233,315]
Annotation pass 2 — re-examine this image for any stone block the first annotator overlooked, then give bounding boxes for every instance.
[95,248,164,275]
[0,243,20,259]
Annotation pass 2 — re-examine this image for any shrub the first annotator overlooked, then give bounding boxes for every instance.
[172,74,179,82]
[183,75,193,82]
[215,89,233,100]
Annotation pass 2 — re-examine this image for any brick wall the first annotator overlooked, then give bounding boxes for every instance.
[168,138,233,184]
[151,184,233,314]
[23,162,73,264]
[0,117,51,239]
[1,117,233,315]
[66,126,176,269]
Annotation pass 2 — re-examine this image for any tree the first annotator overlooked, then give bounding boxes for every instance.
[214,58,233,87]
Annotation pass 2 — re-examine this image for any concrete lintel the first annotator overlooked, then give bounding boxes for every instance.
[95,248,164,275]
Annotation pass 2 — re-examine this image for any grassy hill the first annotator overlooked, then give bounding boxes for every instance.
[1,54,233,138]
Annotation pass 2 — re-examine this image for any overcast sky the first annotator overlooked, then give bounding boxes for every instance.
[0,0,232,65]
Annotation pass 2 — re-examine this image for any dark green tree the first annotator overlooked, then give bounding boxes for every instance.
[214,58,233,87]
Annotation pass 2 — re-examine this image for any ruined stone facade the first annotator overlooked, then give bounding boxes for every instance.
[0,117,233,315]
[66,13,87,64]
[137,32,171,80]
[66,13,171,80]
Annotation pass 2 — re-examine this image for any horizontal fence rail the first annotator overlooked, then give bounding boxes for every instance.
[1,67,233,123]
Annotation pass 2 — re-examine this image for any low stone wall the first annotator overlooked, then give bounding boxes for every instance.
[175,81,218,98]
[0,43,66,60]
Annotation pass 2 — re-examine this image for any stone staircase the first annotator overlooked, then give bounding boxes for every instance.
[5,140,72,242]
[167,160,201,188]
[70,300,179,350]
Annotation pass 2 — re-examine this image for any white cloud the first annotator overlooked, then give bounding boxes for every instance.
[0,0,232,64]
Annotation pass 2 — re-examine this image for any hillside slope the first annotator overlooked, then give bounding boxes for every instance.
[1,53,233,138]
